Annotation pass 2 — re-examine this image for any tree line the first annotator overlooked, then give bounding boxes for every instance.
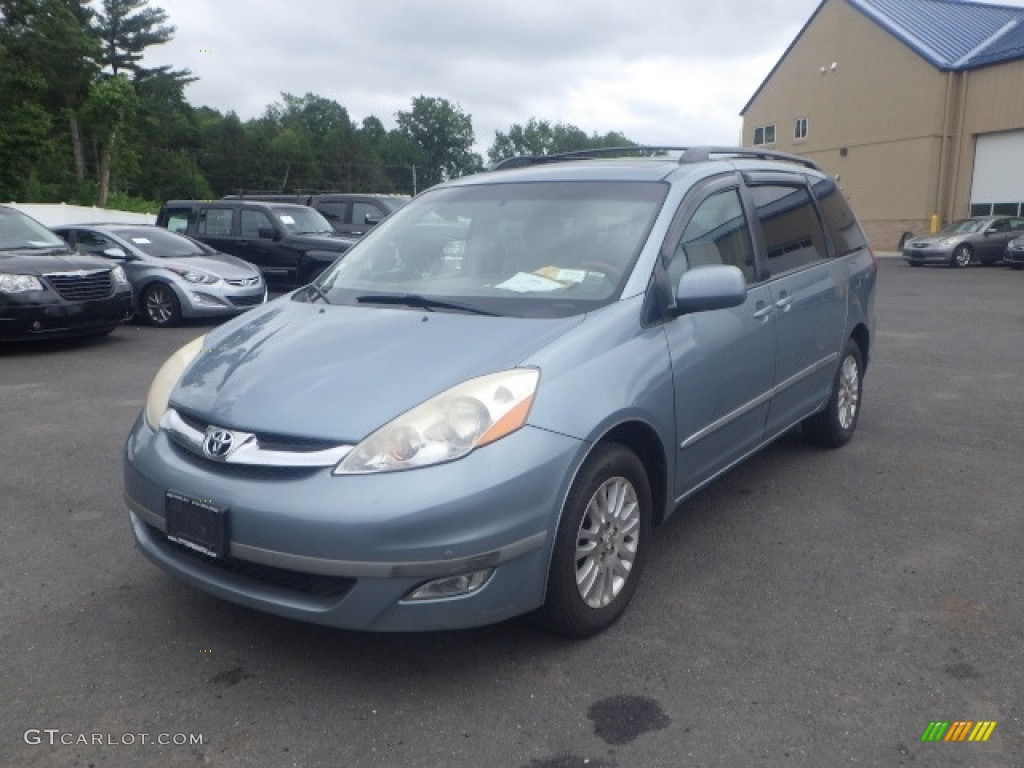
[0,0,636,211]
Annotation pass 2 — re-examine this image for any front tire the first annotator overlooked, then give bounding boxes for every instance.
[536,443,651,638]
[803,338,864,448]
[951,245,972,268]
[141,283,182,327]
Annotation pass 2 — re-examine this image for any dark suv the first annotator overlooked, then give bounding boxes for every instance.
[156,200,356,285]
[223,193,409,237]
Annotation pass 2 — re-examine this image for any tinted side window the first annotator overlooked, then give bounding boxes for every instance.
[668,188,755,288]
[353,202,381,225]
[317,202,347,227]
[163,208,192,234]
[751,185,828,275]
[240,209,273,237]
[199,208,234,236]
[811,178,868,256]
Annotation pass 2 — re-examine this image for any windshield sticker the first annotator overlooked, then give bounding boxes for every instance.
[535,266,587,284]
[495,272,566,293]
[131,238,152,244]
[279,215,295,224]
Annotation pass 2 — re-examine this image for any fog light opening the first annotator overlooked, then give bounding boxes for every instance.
[403,568,494,602]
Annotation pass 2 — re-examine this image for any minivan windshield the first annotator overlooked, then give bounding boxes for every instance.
[0,207,68,250]
[315,181,666,318]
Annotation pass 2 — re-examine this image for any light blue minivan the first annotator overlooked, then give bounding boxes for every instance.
[124,147,877,637]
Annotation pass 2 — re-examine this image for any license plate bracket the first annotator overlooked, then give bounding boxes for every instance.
[165,491,228,559]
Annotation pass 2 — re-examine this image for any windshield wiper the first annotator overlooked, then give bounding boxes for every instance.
[307,283,331,304]
[355,293,498,316]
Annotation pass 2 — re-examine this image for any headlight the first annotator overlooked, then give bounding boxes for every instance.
[111,265,130,287]
[335,369,540,474]
[144,335,207,431]
[940,237,960,246]
[0,274,44,293]
[168,267,219,285]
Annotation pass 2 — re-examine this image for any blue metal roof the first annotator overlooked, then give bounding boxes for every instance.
[849,0,1024,70]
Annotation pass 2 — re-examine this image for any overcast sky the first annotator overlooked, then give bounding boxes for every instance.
[140,0,1024,155]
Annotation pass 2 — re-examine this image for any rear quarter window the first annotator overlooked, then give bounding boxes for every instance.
[811,178,868,256]
[751,184,829,275]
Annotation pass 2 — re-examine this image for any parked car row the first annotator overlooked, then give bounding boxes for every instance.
[902,216,1024,267]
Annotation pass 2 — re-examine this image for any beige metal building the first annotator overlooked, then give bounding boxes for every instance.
[741,0,1024,248]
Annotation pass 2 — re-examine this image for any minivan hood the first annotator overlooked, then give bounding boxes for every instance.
[172,298,582,441]
[0,248,115,275]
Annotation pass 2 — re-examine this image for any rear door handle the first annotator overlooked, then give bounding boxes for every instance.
[775,294,793,311]
[753,303,774,320]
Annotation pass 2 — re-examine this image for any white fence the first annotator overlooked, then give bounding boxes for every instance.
[6,202,156,227]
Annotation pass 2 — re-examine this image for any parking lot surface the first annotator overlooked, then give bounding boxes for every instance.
[1,259,1021,767]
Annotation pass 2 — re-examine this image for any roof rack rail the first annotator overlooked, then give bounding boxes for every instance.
[491,145,820,172]
[678,146,820,170]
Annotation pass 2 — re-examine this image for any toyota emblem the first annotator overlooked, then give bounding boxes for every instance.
[203,427,236,459]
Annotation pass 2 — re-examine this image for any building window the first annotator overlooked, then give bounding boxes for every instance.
[992,202,1021,216]
[753,124,776,146]
[794,117,808,140]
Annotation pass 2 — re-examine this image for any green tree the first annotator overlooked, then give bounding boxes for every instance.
[93,0,176,76]
[489,118,635,164]
[396,96,482,189]
[80,75,139,205]
[0,0,101,186]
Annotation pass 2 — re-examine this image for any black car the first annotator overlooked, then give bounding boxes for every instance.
[156,200,356,286]
[223,193,408,237]
[0,205,133,342]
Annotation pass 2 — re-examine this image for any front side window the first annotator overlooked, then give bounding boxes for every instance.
[668,188,755,289]
[751,184,829,275]
[240,209,273,238]
[315,181,667,318]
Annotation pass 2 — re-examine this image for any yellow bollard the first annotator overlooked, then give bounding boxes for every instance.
[930,214,940,233]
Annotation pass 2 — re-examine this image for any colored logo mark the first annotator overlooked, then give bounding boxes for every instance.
[921,721,997,742]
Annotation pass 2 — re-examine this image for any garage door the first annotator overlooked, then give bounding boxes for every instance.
[970,131,1024,216]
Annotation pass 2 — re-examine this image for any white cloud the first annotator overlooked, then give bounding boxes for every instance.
[139,0,825,152]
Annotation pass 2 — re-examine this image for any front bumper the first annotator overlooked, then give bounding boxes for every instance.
[174,282,267,319]
[0,291,133,340]
[1004,248,1024,266]
[124,414,583,631]
[902,247,953,265]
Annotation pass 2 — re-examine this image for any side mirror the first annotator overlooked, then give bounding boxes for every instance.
[674,265,747,315]
[364,214,382,226]
[102,246,128,259]
[257,226,279,240]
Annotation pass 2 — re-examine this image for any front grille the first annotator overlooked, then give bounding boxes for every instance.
[225,277,261,287]
[176,410,340,453]
[45,270,113,301]
[229,294,265,307]
[149,523,355,597]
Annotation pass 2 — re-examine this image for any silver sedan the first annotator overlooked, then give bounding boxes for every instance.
[54,224,266,326]
[903,216,1024,268]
